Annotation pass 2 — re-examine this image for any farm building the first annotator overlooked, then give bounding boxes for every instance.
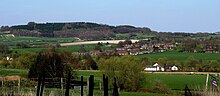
[166,65,179,71]
[144,63,165,71]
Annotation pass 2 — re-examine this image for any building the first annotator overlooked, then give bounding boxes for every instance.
[117,50,129,56]
[144,63,165,71]
[166,65,179,71]
[89,50,102,56]
[129,50,139,55]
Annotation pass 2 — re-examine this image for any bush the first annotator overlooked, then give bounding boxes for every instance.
[98,56,146,91]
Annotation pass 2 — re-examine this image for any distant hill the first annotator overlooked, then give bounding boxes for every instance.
[0,22,152,40]
[0,22,217,40]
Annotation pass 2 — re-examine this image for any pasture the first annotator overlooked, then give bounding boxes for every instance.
[0,68,28,77]
[0,36,77,46]
[1,69,219,95]
[11,44,115,53]
[115,33,155,39]
[136,51,220,62]
[77,70,220,90]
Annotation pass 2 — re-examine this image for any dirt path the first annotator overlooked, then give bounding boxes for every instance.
[60,39,139,46]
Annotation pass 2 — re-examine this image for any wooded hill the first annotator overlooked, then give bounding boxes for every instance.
[0,22,217,40]
[0,22,152,40]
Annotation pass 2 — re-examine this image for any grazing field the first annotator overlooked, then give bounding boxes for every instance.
[76,70,220,90]
[145,74,207,90]
[11,44,115,53]
[1,68,218,90]
[0,68,28,77]
[1,69,220,95]
[0,36,77,42]
[115,33,155,39]
[0,36,77,46]
[136,51,220,62]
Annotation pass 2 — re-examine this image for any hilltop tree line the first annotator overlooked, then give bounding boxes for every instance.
[0,22,152,39]
[1,22,218,40]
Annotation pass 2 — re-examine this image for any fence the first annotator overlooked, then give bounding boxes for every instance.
[0,75,118,96]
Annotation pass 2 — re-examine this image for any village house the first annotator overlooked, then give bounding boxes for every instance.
[144,63,179,72]
[129,50,139,55]
[89,50,102,56]
[164,43,176,49]
[116,47,126,51]
[166,65,179,71]
[144,63,165,71]
[103,50,115,56]
[140,44,149,50]
[117,50,129,56]
[6,56,13,61]
[205,48,219,53]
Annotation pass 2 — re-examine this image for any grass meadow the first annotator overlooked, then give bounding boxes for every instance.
[136,51,220,62]
[1,68,220,96]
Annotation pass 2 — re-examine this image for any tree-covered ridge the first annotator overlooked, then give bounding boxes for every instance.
[11,22,112,31]
[1,22,219,40]
[6,22,153,39]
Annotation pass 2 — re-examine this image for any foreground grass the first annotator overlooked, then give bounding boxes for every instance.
[1,69,220,95]
[1,68,217,90]
[145,74,207,90]
[0,87,169,96]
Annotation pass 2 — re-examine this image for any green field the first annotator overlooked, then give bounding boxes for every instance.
[11,44,115,53]
[115,33,155,39]
[0,68,218,91]
[0,36,78,46]
[0,36,77,41]
[76,71,220,90]
[145,74,207,90]
[136,51,220,62]
[1,69,220,95]
[0,68,28,77]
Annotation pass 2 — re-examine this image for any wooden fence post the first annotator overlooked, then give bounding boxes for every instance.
[65,72,71,96]
[40,74,45,96]
[100,79,102,96]
[87,77,89,95]
[88,75,94,96]
[18,77,21,92]
[36,74,42,96]
[103,74,108,96]
[112,78,119,96]
[61,77,64,95]
[185,85,192,96]
[2,80,3,88]
[205,74,209,91]
[81,76,83,96]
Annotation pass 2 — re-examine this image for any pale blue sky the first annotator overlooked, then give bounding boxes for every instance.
[0,0,220,32]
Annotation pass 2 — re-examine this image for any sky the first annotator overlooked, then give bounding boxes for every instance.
[0,0,220,32]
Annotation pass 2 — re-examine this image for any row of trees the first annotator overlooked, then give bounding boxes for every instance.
[6,49,97,70]
[179,37,220,53]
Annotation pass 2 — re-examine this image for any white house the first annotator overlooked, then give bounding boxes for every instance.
[166,65,179,71]
[171,66,178,71]
[6,56,13,61]
[144,63,165,71]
